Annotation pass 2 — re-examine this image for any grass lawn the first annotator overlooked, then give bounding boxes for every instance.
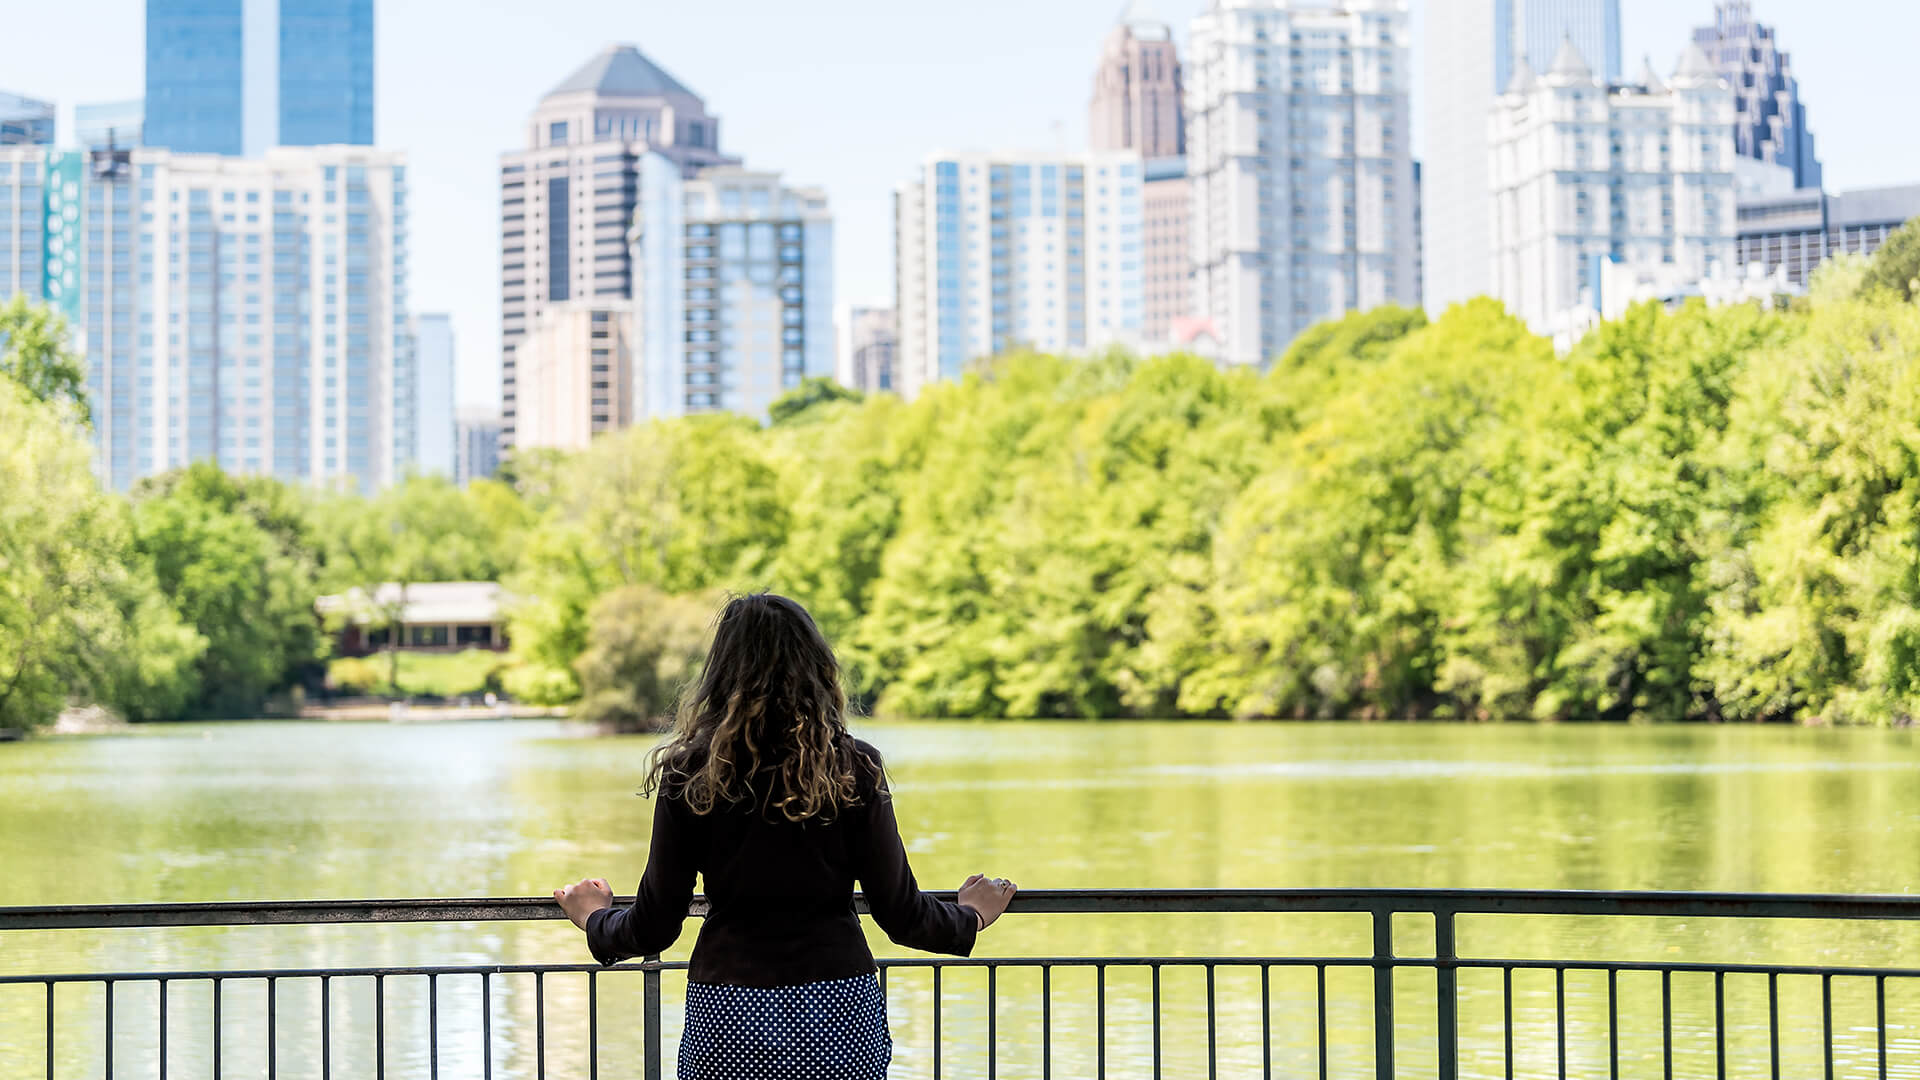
[327,649,513,698]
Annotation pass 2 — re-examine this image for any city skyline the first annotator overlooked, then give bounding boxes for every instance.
[3,0,1915,411]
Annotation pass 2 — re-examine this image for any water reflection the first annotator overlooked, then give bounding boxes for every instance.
[5,720,1920,1076]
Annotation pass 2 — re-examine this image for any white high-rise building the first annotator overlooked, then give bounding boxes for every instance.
[893,150,1145,399]
[1187,0,1417,368]
[837,305,896,393]
[1423,0,1625,315]
[631,161,834,420]
[499,45,736,446]
[1491,43,1737,337]
[0,143,413,492]
[412,313,455,476]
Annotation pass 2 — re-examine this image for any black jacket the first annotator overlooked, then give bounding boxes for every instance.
[584,739,978,987]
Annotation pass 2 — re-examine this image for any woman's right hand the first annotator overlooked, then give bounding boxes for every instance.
[957,872,1018,931]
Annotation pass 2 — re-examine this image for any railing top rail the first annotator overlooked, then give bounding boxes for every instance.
[7,887,1920,931]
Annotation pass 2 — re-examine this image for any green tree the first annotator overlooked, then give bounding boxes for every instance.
[768,376,863,425]
[131,463,324,715]
[0,377,199,730]
[0,296,90,425]
[1861,217,1920,303]
[572,586,718,732]
[507,415,785,702]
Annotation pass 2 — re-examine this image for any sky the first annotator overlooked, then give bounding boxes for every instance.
[3,0,1914,411]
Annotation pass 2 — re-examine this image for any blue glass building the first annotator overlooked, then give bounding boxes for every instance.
[145,0,372,155]
[1494,0,1623,92]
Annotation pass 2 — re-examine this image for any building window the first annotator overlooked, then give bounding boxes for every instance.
[549,121,568,144]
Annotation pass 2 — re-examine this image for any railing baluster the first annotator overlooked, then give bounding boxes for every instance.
[1372,910,1394,1080]
[44,981,53,1080]
[1504,966,1515,1080]
[1317,963,1329,1080]
[212,978,221,1080]
[159,977,168,1080]
[588,970,597,1080]
[1878,975,1888,1080]
[429,972,439,1080]
[481,972,491,1080]
[644,955,662,1080]
[1715,970,1726,1080]
[321,974,331,1080]
[1769,972,1781,1080]
[1823,973,1834,1080]
[265,977,273,1080]
[1151,964,1162,1080]
[1608,968,1619,1080]
[1206,964,1217,1080]
[932,966,942,1080]
[535,971,545,1080]
[1557,966,1567,1080]
[375,974,385,1080]
[1044,960,1059,1076]
[103,978,112,1080]
[988,965,997,1080]
[1261,964,1271,1080]
[1097,964,1106,1080]
[1438,910,1459,1080]
[1662,969,1673,1080]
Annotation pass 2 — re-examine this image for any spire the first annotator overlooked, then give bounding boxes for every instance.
[1504,56,1539,95]
[1638,54,1667,94]
[1548,35,1594,81]
[1670,42,1719,85]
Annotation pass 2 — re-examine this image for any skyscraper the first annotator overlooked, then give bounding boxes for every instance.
[1091,3,1189,347]
[1491,44,1737,337]
[632,162,834,420]
[1692,0,1821,191]
[144,0,373,156]
[498,44,735,446]
[454,408,503,486]
[413,313,456,476]
[1187,0,1418,367]
[893,151,1146,398]
[1090,1,1184,159]
[0,92,55,145]
[0,143,412,491]
[1422,0,1625,314]
[838,306,896,394]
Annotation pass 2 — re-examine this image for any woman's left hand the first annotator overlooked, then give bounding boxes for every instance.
[554,877,613,930]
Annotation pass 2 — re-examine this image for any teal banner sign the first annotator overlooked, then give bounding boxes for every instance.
[41,150,82,322]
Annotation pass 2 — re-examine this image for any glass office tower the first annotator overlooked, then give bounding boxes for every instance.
[145,0,372,155]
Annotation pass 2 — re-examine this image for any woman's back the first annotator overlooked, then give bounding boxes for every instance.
[553,593,1015,1079]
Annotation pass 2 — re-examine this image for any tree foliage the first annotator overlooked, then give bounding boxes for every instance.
[1861,217,1920,304]
[0,294,90,425]
[131,463,324,716]
[0,376,199,729]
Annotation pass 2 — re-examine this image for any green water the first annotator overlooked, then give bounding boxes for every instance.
[6,720,1920,1078]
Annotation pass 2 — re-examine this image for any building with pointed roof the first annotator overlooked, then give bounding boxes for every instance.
[498,44,738,447]
[1491,43,1738,339]
[1421,0,1624,316]
[1691,0,1821,190]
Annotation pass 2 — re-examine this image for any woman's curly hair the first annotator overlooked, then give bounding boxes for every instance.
[643,592,875,821]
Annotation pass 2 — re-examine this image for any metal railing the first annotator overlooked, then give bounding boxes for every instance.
[6,888,1920,1079]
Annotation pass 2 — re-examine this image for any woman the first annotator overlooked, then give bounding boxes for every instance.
[553,592,1018,1079]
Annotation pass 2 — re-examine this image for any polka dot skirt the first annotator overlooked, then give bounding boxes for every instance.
[679,973,892,1080]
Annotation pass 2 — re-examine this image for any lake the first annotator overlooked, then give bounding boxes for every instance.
[5,720,1920,1077]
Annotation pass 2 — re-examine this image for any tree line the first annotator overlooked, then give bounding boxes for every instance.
[3,228,1919,730]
